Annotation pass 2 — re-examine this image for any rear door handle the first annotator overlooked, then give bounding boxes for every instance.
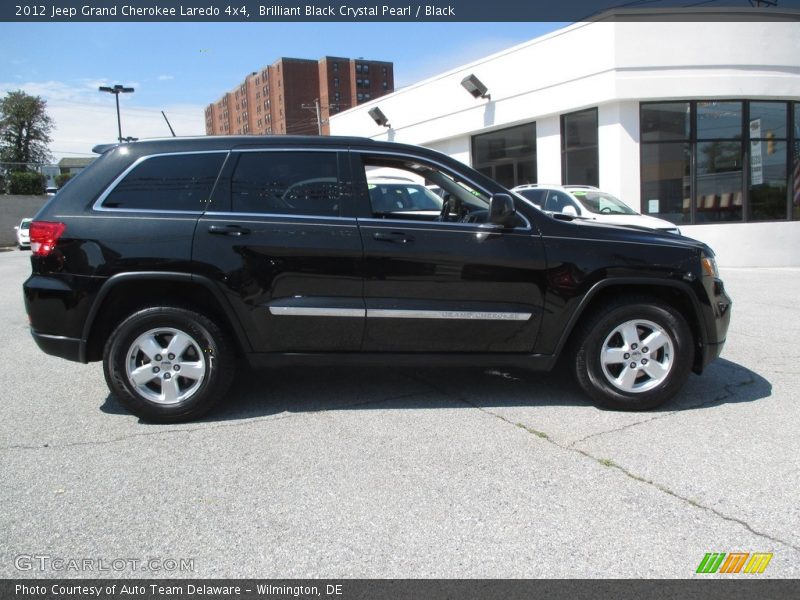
[373,231,413,244]
[208,224,251,237]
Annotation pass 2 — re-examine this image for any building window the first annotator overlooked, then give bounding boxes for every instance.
[641,100,799,225]
[363,65,369,74]
[794,103,800,219]
[695,101,743,223]
[333,62,339,72]
[641,102,691,223]
[333,78,339,88]
[356,64,362,73]
[561,108,599,187]
[749,101,788,221]
[471,122,537,189]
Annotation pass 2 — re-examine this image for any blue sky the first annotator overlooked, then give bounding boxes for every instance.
[0,22,564,159]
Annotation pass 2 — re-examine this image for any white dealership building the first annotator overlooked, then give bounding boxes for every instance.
[329,10,800,267]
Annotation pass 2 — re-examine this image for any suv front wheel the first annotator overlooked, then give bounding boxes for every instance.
[103,307,235,423]
[574,299,694,411]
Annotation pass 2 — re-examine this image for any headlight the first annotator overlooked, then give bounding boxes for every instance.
[701,256,719,278]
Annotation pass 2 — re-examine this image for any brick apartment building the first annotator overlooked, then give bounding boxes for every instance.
[205,56,394,136]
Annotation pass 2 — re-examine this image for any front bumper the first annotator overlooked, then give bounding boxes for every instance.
[697,277,732,372]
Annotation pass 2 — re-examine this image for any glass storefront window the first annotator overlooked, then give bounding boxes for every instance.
[563,109,598,149]
[696,141,743,222]
[562,108,598,186]
[641,143,690,224]
[749,141,787,221]
[697,101,742,140]
[641,102,690,142]
[472,123,536,189]
[641,100,798,224]
[794,103,800,220]
[750,102,787,139]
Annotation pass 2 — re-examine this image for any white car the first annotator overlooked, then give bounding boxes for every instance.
[14,218,32,249]
[512,184,681,235]
[368,176,443,217]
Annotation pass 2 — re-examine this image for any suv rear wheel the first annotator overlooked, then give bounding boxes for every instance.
[103,307,234,422]
[574,298,693,411]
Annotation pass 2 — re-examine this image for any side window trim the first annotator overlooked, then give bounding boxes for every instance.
[93,150,229,214]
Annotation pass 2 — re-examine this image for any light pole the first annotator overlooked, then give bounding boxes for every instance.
[99,84,135,143]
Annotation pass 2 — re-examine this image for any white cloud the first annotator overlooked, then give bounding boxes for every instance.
[157,75,175,81]
[0,80,205,160]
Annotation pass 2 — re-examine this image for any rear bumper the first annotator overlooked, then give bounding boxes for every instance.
[24,274,104,363]
[30,330,82,362]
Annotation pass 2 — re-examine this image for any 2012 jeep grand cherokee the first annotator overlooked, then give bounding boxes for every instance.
[24,136,731,422]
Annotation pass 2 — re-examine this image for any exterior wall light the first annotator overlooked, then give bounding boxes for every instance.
[460,74,490,100]
[368,107,391,128]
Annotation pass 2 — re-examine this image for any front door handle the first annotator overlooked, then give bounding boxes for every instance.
[373,231,413,244]
[208,224,251,237]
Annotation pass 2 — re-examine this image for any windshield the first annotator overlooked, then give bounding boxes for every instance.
[21,221,31,229]
[570,190,638,215]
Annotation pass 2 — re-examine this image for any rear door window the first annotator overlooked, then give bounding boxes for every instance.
[230,151,341,216]
[102,152,226,211]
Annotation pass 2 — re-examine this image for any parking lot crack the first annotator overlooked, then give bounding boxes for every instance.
[568,365,758,448]
[572,452,800,553]
[409,373,799,554]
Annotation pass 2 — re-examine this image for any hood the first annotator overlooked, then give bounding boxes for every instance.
[586,213,680,232]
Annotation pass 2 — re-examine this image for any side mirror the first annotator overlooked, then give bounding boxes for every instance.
[14,226,19,231]
[489,193,517,228]
[562,205,578,217]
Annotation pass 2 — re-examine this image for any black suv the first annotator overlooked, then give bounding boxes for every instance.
[24,136,731,422]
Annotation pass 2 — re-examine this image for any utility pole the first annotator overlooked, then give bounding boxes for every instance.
[301,98,325,135]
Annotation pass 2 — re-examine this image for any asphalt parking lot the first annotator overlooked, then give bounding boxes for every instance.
[1,247,798,579]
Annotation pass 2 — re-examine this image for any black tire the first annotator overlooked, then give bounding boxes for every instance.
[103,306,235,423]
[573,298,694,411]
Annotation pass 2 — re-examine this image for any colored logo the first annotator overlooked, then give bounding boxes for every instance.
[696,552,773,574]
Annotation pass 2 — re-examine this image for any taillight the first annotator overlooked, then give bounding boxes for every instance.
[29,221,66,256]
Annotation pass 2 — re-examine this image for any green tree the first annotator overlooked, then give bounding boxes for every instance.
[55,172,73,188]
[0,90,54,171]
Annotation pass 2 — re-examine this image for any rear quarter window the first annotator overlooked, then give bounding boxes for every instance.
[102,153,226,211]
